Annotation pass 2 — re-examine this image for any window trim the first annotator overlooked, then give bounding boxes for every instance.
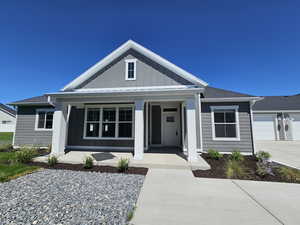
[125,59,137,81]
[210,105,240,141]
[83,104,134,140]
[35,108,54,131]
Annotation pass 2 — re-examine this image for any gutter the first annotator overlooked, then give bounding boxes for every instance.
[201,97,263,102]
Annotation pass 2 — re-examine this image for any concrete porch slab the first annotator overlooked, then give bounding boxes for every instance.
[33,151,210,170]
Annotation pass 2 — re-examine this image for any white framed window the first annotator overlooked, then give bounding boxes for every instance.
[210,106,240,141]
[35,109,54,131]
[84,105,134,139]
[125,59,137,80]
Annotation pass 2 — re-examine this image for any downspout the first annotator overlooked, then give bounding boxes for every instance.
[249,100,257,155]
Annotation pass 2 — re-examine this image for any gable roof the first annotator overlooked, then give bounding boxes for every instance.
[9,95,51,106]
[203,86,254,98]
[253,95,300,111]
[62,40,208,91]
[0,103,16,117]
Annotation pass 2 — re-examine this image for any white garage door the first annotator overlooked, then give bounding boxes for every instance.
[253,114,276,140]
[291,113,300,140]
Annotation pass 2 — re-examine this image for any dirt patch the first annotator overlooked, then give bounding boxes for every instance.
[27,162,148,176]
[193,153,300,184]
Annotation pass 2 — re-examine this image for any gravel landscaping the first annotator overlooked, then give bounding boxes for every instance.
[0,169,145,225]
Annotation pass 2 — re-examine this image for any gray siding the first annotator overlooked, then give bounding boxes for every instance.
[14,106,53,147]
[67,107,133,148]
[201,102,254,153]
[78,49,194,89]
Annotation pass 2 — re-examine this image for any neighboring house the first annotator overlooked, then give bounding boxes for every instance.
[0,103,16,132]
[253,95,300,141]
[9,40,262,161]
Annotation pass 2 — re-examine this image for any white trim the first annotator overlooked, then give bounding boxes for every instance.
[34,108,55,131]
[12,113,17,146]
[253,110,300,113]
[202,97,262,102]
[197,93,203,151]
[210,105,241,141]
[125,59,137,80]
[61,40,208,91]
[83,104,134,139]
[145,102,149,150]
[66,145,133,151]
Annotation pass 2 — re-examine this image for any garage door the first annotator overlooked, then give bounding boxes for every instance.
[253,114,276,140]
[291,113,300,140]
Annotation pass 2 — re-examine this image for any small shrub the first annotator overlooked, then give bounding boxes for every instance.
[256,161,274,177]
[14,148,38,163]
[84,156,94,169]
[230,150,244,162]
[207,149,223,160]
[0,144,13,152]
[47,155,58,166]
[225,160,248,179]
[117,158,129,172]
[256,151,271,162]
[278,167,300,183]
[0,172,9,182]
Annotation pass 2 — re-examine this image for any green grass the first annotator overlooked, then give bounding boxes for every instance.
[0,164,40,182]
[0,151,40,182]
[0,132,13,145]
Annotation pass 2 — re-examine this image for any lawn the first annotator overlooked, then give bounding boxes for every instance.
[0,151,40,182]
[0,132,13,145]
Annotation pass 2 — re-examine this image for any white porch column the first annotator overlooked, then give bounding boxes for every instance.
[134,100,144,160]
[51,103,68,156]
[185,98,198,162]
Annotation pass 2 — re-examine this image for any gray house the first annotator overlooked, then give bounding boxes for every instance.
[10,40,261,162]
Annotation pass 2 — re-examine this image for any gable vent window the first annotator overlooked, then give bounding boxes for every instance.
[125,59,137,80]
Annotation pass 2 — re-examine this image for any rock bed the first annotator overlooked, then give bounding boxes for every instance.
[0,169,145,225]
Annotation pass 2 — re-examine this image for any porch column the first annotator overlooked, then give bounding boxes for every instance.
[134,100,144,160]
[185,98,198,162]
[51,102,68,156]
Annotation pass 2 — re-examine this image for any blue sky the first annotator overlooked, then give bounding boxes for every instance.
[1,0,300,104]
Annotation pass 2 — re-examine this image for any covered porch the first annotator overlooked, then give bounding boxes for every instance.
[48,86,203,163]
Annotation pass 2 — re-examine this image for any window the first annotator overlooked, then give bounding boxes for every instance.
[125,59,137,80]
[2,120,12,124]
[35,109,54,130]
[211,106,240,141]
[84,105,134,139]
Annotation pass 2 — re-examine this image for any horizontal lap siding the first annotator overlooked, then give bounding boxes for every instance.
[67,107,134,148]
[201,102,253,153]
[14,106,53,146]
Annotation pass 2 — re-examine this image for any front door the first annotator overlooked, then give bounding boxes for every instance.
[162,106,180,146]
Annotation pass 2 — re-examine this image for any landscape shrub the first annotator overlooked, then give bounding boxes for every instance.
[83,156,94,169]
[14,148,38,163]
[47,155,58,166]
[278,167,300,183]
[256,162,273,177]
[117,158,129,172]
[225,160,248,179]
[256,151,271,162]
[229,150,244,162]
[0,172,8,182]
[207,149,223,160]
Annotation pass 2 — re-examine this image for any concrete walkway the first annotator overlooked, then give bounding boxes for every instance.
[34,151,210,170]
[255,140,300,169]
[132,168,300,225]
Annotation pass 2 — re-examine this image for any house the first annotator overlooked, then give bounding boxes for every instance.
[9,40,262,162]
[253,95,300,141]
[0,103,16,132]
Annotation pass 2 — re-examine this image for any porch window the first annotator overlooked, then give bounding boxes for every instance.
[35,109,54,130]
[210,106,240,141]
[84,105,133,139]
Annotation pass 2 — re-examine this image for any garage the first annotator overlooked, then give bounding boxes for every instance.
[253,95,300,141]
[253,114,276,140]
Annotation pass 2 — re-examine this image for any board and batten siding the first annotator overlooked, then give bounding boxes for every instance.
[14,106,53,147]
[78,49,195,89]
[201,102,254,153]
[67,107,134,148]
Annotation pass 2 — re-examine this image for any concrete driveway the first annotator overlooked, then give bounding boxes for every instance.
[255,140,300,169]
[132,168,300,225]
